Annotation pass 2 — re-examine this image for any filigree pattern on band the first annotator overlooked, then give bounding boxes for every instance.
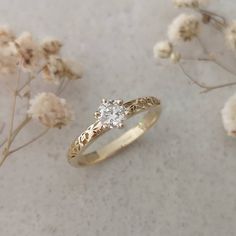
[124,96,160,117]
[68,96,160,161]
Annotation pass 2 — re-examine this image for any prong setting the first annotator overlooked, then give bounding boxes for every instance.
[117,122,124,129]
[96,99,127,129]
[115,99,123,105]
[94,111,101,119]
[102,98,108,104]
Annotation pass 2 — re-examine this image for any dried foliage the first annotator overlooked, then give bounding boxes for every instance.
[0,26,83,166]
[153,1,236,136]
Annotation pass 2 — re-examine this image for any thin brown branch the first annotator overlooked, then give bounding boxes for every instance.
[199,9,226,22]
[196,37,208,55]
[0,122,5,135]
[0,116,31,148]
[58,79,71,95]
[178,63,236,92]
[196,37,236,77]
[17,75,34,94]
[198,9,227,28]
[6,66,21,150]
[17,65,46,95]
[0,128,49,167]
[178,63,208,88]
[8,128,49,156]
[181,57,210,61]
[55,78,71,96]
[56,78,66,95]
[200,81,236,93]
[212,59,236,77]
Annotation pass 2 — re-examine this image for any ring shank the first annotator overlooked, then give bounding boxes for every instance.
[68,97,161,166]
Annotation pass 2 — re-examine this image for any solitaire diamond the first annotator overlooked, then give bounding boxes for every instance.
[95,99,127,128]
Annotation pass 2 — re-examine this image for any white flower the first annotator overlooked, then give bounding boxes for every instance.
[173,0,208,8]
[28,92,73,129]
[221,93,236,136]
[42,55,65,84]
[41,37,62,56]
[0,25,15,46]
[170,52,181,63]
[0,43,18,74]
[225,21,236,50]
[153,41,173,59]
[64,59,83,80]
[168,14,200,42]
[15,32,41,71]
[42,56,83,83]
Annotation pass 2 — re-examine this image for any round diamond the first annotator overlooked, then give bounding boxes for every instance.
[97,100,126,128]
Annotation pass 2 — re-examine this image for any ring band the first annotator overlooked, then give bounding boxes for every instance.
[67,96,161,166]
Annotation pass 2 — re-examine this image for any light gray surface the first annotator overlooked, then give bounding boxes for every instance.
[0,0,236,236]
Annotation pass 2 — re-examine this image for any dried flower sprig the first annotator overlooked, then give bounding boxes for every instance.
[0,25,83,166]
[154,1,236,136]
[168,14,200,42]
[28,92,74,129]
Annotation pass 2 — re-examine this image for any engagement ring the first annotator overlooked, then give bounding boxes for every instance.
[67,96,161,166]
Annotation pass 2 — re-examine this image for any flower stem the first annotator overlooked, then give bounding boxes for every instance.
[198,8,227,29]
[178,63,208,89]
[0,116,31,149]
[7,128,49,157]
[6,67,21,150]
[0,127,48,167]
[196,37,236,77]
[200,82,236,93]
[17,74,34,94]
[178,63,236,92]
[0,122,5,136]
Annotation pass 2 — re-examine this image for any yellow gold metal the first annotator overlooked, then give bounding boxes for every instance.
[67,96,161,167]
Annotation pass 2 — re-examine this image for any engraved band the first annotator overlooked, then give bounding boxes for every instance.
[67,96,161,166]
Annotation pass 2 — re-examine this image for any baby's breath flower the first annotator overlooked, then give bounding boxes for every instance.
[170,52,181,63]
[173,0,208,8]
[42,56,83,83]
[153,41,173,59]
[64,59,83,80]
[225,21,236,50]
[168,14,200,42]
[42,55,65,84]
[28,92,73,129]
[221,93,236,137]
[0,44,18,74]
[41,37,62,57]
[14,32,41,71]
[0,25,15,46]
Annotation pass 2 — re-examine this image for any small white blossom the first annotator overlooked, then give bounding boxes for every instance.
[170,52,181,63]
[41,37,62,56]
[14,32,41,71]
[28,92,73,129]
[225,21,236,50]
[0,43,18,74]
[42,56,83,83]
[153,41,173,59]
[42,55,65,84]
[173,0,208,8]
[64,59,83,80]
[0,25,15,46]
[221,93,236,136]
[168,14,200,42]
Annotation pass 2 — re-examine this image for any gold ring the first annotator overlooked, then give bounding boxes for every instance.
[67,96,161,166]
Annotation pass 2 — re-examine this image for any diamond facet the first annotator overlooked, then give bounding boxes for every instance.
[96,99,126,128]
